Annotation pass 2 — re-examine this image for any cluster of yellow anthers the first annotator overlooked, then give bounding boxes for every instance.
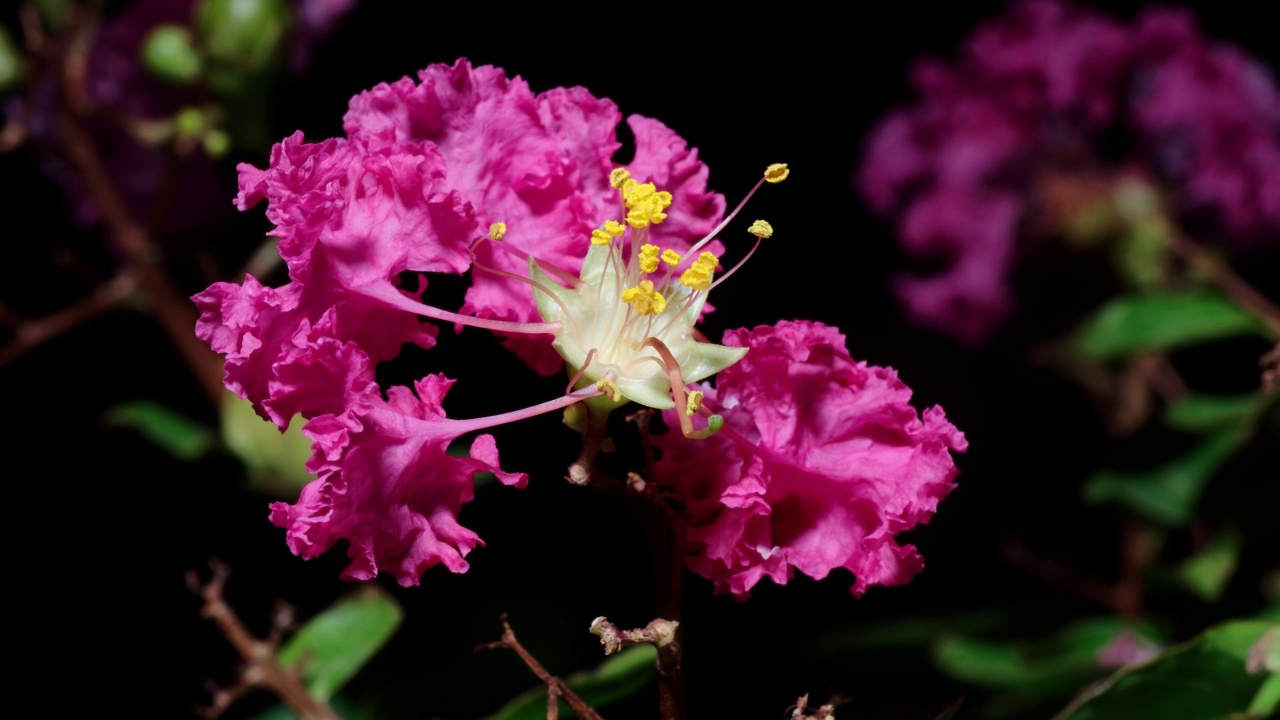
[526,161,790,438]
[678,252,719,292]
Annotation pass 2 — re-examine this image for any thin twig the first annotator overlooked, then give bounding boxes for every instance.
[57,110,225,405]
[479,615,606,720]
[1169,233,1280,337]
[187,562,341,720]
[0,273,135,365]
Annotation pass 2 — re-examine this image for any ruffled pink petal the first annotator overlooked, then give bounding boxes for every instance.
[270,373,528,586]
[655,320,966,598]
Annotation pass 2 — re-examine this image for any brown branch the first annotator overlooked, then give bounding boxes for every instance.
[479,615,605,720]
[57,110,225,406]
[187,562,341,720]
[1169,233,1280,338]
[590,617,684,720]
[1003,539,1129,612]
[0,273,136,365]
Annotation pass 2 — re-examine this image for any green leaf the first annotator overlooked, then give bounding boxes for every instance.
[1165,394,1269,432]
[1248,674,1280,717]
[276,586,403,702]
[1075,291,1266,359]
[1176,532,1240,603]
[933,618,1141,694]
[1054,620,1275,720]
[105,401,215,460]
[484,645,656,720]
[197,0,293,94]
[221,393,315,496]
[1083,428,1243,525]
[0,26,23,91]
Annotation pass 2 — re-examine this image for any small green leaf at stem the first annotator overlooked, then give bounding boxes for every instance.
[1083,428,1244,525]
[276,585,403,702]
[1076,291,1267,359]
[105,401,215,460]
[1175,532,1240,603]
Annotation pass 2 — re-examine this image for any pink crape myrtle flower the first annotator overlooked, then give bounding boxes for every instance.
[858,0,1280,343]
[654,321,967,597]
[195,58,966,591]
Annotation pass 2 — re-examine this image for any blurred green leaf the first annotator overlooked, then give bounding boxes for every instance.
[484,645,656,720]
[1249,674,1280,717]
[1176,532,1240,603]
[933,618,1141,695]
[1165,394,1266,432]
[34,0,70,32]
[0,26,23,91]
[197,0,293,94]
[105,401,215,460]
[221,393,314,496]
[1075,291,1266,359]
[276,585,403,702]
[1054,620,1275,720]
[1083,428,1243,525]
[141,25,202,84]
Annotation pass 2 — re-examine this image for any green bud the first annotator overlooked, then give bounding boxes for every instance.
[174,106,206,138]
[142,25,203,85]
[0,27,24,92]
[202,129,231,158]
[198,0,293,89]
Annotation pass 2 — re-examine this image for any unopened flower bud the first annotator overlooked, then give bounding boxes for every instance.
[142,25,202,85]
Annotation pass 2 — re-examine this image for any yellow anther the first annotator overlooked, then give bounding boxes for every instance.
[609,168,632,189]
[590,228,612,245]
[620,279,666,315]
[604,219,626,236]
[488,222,507,241]
[661,249,681,266]
[686,390,704,416]
[697,251,719,268]
[595,378,622,402]
[747,219,773,239]
[764,163,790,183]
[639,244,661,274]
[680,265,713,291]
[623,181,655,207]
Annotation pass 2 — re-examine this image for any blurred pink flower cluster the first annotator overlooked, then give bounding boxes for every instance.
[196,59,965,594]
[858,0,1280,343]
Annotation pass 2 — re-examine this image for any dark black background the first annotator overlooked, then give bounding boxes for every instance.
[3,2,1277,717]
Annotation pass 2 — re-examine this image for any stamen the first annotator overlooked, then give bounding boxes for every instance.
[489,222,507,241]
[684,163,788,259]
[470,255,585,348]
[367,286,561,336]
[686,390,704,416]
[710,235,763,290]
[471,230,582,288]
[747,219,773,238]
[595,378,622,402]
[565,348,598,394]
[448,385,605,436]
[639,337,722,440]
